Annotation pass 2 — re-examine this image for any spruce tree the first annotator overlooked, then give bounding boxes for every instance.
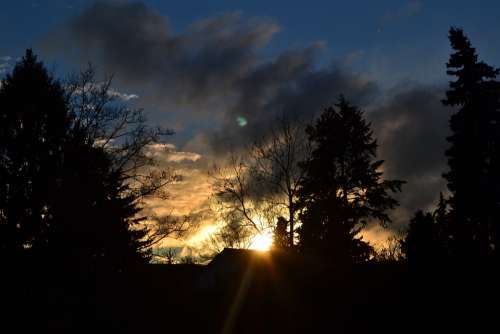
[297,96,403,263]
[0,49,69,256]
[0,50,151,268]
[442,28,500,257]
[402,194,449,265]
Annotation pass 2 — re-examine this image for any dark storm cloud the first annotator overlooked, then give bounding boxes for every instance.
[39,0,377,151]
[39,0,452,228]
[369,84,451,225]
[210,44,379,153]
[40,1,279,109]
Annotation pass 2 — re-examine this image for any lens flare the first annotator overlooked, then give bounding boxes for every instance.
[236,116,247,127]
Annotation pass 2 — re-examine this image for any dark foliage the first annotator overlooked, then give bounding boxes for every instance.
[442,27,500,258]
[0,50,69,255]
[297,96,404,263]
[0,50,152,268]
[272,216,289,249]
[402,193,450,265]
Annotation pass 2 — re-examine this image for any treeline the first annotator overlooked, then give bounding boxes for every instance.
[213,27,500,267]
[1,28,499,273]
[0,51,181,271]
[403,28,500,265]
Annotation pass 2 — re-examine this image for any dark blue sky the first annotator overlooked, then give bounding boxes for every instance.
[2,0,500,86]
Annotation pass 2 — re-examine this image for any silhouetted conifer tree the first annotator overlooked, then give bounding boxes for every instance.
[0,50,152,269]
[49,130,150,270]
[0,49,69,257]
[442,28,500,257]
[402,208,448,265]
[297,96,403,263]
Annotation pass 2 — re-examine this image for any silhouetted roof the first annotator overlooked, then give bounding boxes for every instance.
[206,248,271,274]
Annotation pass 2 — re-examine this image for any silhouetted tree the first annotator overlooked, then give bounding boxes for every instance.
[433,192,451,254]
[297,96,404,263]
[402,211,440,265]
[374,235,404,262]
[272,216,289,249]
[211,152,273,235]
[442,27,500,257]
[48,136,150,269]
[0,51,180,269]
[65,65,188,249]
[206,216,255,256]
[250,115,310,247]
[0,49,70,257]
[211,115,309,248]
[402,193,452,265]
[152,247,178,264]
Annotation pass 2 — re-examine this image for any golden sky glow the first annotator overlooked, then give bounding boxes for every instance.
[144,143,398,258]
[249,231,273,251]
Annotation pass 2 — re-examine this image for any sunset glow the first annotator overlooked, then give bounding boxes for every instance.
[250,231,273,251]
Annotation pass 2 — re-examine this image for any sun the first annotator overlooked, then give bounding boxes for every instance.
[250,231,273,251]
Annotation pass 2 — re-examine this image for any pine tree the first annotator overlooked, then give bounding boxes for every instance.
[0,49,69,256]
[402,211,437,265]
[0,50,152,269]
[49,129,150,270]
[297,96,404,263]
[402,194,450,265]
[442,28,500,257]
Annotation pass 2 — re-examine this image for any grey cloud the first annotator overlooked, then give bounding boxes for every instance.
[39,1,376,152]
[211,46,379,153]
[369,84,451,226]
[38,1,451,231]
[40,1,279,110]
[0,56,12,74]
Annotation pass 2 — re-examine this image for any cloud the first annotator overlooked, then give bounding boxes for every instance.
[38,1,452,246]
[107,89,139,101]
[38,1,377,154]
[368,83,451,226]
[0,56,12,74]
[210,53,379,154]
[40,1,280,112]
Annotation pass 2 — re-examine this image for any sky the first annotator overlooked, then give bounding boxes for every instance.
[2,0,500,255]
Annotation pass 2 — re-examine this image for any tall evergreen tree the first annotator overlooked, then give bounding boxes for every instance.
[49,128,150,269]
[402,211,437,265]
[442,28,500,257]
[0,50,69,256]
[402,195,449,265]
[297,96,403,263]
[0,50,155,268]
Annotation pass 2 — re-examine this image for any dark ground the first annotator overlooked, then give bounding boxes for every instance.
[2,253,499,333]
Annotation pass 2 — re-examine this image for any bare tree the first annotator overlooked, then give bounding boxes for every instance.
[210,114,309,248]
[65,65,193,250]
[250,114,310,247]
[210,153,275,234]
[374,235,405,262]
[198,217,255,261]
[152,247,178,264]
